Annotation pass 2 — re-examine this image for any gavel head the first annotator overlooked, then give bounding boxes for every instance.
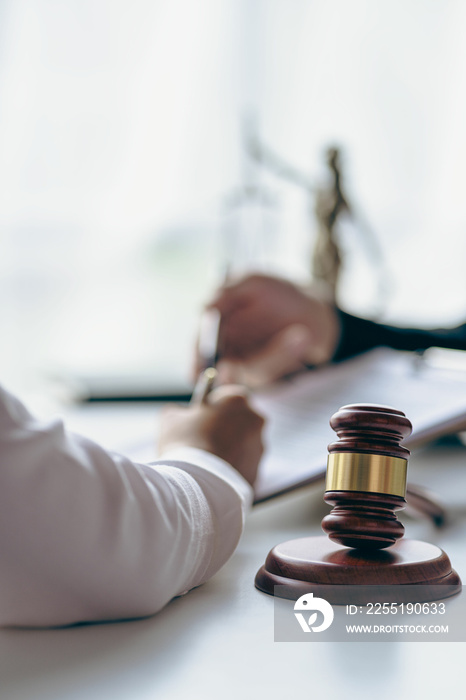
[321,404,413,550]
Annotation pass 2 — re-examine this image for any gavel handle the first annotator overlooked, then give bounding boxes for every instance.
[405,482,447,527]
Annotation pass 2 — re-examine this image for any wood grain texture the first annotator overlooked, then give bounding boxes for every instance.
[322,490,406,549]
[324,403,411,548]
[328,403,412,458]
[254,403,462,602]
[254,536,461,603]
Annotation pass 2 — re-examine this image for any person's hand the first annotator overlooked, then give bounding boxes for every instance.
[158,386,265,486]
[194,274,341,387]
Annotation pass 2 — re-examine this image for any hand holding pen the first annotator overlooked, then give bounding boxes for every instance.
[193,274,340,388]
[158,306,264,486]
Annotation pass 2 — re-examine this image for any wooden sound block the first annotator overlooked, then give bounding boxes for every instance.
[255,535,461,603]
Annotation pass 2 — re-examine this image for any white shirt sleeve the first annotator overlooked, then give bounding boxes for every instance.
[0,385,253,627]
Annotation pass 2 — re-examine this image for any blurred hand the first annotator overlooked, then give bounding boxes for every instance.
[158,386,265,486]
[194,274,341,387]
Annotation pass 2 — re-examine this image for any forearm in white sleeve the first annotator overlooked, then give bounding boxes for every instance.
[0,386,253,628]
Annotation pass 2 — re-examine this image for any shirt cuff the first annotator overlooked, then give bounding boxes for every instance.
[150,446,254,508]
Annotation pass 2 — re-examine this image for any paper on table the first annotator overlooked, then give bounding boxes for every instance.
[86,347,466,504]
[251,348,466,503]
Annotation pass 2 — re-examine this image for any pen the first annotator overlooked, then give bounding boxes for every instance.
[197,307,221,371]
[191,307,222,404]
[191,367,218,404]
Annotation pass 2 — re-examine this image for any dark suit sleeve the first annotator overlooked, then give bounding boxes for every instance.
[333,311,466,362]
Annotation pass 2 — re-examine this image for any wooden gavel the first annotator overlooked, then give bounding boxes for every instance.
[322,403,412,549]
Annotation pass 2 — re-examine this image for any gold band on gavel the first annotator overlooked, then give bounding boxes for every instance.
[326,453,408,498]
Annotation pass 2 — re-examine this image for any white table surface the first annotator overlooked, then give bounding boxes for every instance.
[1,403,465,700]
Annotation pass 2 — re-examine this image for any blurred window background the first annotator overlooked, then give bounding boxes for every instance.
[1,0,466,398]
